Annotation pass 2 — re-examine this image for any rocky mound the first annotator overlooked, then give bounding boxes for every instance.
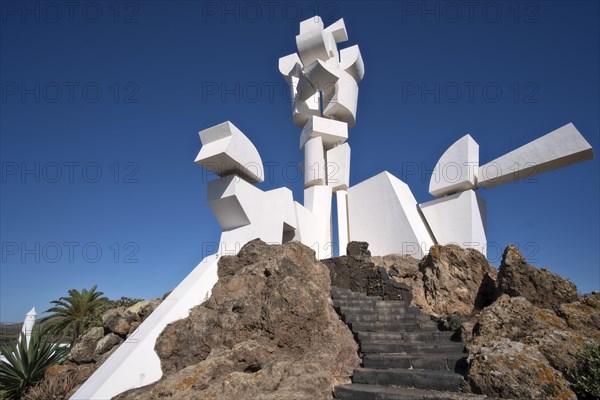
[497,245,578,312]
[327,243,497,317]
[116,239,359,400]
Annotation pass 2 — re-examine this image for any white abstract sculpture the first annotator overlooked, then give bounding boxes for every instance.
[280,16,365,256]
[415,123,594,254]
[72,16,595,400]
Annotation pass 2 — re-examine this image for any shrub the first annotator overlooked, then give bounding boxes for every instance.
[569,344,600,399]
[0,330,64,400]
[23,370,78,400]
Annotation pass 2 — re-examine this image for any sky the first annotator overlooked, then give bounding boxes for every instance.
[1,0,598,323]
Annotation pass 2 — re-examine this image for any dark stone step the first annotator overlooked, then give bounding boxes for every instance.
[336,305,374,313]
[341,309,432,322]
[360,341,465,354]
[363,353,466,371]
[351,323,454,336]
[375,300,421,314]
[352,368,463,392]
[332,292,376,300]
[356,331,456,342]
[345,316,439,330]
[334,384,487,400]
[333,299,378,308]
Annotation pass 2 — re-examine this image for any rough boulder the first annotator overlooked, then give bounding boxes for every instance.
[116,239,360,400]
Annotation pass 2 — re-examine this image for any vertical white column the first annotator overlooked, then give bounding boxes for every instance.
[336,190,349,255]
[304,136,327,188]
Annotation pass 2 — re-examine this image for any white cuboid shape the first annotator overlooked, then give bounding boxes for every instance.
[336,190,350,256]
[340,45,364,84]
[327,142,351,191]
[348,171,435,258]
[478,123,594,189]
[291,75,321,128]
[304,58,341,94]
[324,18,348,43]
[300,116,348,150]
[304,136,327,187]
[194,121,264,183]
[208,175,296,254]
[279,53,303,85]
[429,134,479,198]
[304,185,333,259]
[70,254,221,400]
[296,21,337,67]
[420,190,487,255]
[323,70,358,127]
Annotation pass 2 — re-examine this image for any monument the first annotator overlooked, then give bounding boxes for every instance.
[71,16,594,399]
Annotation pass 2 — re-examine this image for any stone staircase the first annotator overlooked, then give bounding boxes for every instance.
[332,287,484,400]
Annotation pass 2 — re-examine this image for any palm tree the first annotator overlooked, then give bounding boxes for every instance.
[43,285,108,346]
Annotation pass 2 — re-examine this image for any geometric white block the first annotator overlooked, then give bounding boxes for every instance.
[326,142,351,191]
[296,26,337,67]
[304,58,341,93]
[71,253,221,400]
[304,184,333,258]
[348,171,435,258]
[304,136,327,188]
[324,18,348,43]
[420,189,487,255]
[195,121,264,183]
[336,190,350,256]
[323,70,359,127]
[278,53,303,85]
[340,45,365,84]
[429,134,479,198]
[299,15,324,35]
[478,123,594,189]
[300,116,348,150]
[291,75,321,128]
[208,176,297,252]
[207,175,261,230]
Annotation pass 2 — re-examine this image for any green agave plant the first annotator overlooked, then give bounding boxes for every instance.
[0,329,66,400]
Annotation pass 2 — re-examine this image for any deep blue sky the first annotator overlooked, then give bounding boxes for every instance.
[1,1,598,322]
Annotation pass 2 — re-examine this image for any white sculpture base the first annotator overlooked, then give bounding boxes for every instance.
[70,254,220,400]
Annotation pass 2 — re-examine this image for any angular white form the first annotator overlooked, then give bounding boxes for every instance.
[340,45,365,84]
[304,185,333,258]
[429,134,479,198]
[291,75,321,128]
[300,116,348,150]
[194,121,264,183]
[324,18,348,43]
[336,190,350,256]
[292,201,321,248]
[420,190,487,254]
[71,254,221,400]
[327,143,351,191]
[322,69,359,127]
[209,175,296,253]
[304,136,327,187]
[304,58,341,92]
[478,123,594,189]
[296,26,337,67]
[278,53,303,85]
[280,16,363,129]
[348,171,435,258]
